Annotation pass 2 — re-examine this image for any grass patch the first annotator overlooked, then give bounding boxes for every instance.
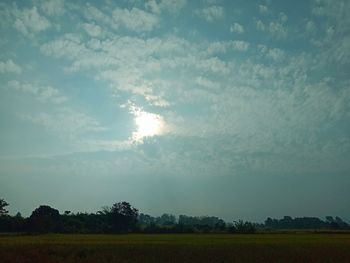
[1,233,350,262]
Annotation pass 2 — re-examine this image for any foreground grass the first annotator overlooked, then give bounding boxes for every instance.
[1,233,350,262]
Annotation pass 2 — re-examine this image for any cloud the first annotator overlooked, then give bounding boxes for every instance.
[33,0,349,178]
[81,23,102,37]
[83,4,117,31]
[112,7,159,32]
[168,79,350,160]
[258,45,285,61]
[195,76,219,90]
[146,0,187,14]
[40,33,87,59]
[258,4,268,14]
[194,5,224,22]
[7,80,67,104]
[255,12,288,39]
[230,23,245,34]
[13,6,51,36]
[308,0,350,65]
[159,0,187,12]
[21,107,106,136]
[206,40,249,54]
[40,0,65,16]
[305,20,316,33]
[0,59,22,74]
[231,41,249,51]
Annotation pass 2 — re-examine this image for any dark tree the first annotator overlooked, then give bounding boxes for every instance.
[229,220,256,234]
[101,202,139,233]
[0,198,9,216]
[28,205,61,233]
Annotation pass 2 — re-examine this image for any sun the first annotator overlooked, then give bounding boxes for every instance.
[133,111,164,141]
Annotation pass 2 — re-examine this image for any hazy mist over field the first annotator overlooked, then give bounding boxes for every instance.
[0,0,349,222]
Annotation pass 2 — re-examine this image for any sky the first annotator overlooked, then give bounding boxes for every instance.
[0,0,349,222]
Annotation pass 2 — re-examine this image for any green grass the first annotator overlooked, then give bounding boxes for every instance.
[1,233,350,262]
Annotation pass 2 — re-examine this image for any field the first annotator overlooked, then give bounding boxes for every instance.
[1,233,350,262]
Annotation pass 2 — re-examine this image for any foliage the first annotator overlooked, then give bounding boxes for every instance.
[264,216,350,230]
[28,205,61,233]
[0,198,9,216]
[228,220,256,234]
[0,197,349,234]
[100,202,139,233]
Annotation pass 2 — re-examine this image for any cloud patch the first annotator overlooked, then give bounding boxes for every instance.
[7,80,67,105]
[13,6,51,36]
[112,7,159,32]
[194,5,224,22]
[0,60,22,74]
[230,23,245,34]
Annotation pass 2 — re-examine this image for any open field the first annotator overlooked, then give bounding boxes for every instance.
[1,233,350,263]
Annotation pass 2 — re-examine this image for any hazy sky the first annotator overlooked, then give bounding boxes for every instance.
[0,0,349,222]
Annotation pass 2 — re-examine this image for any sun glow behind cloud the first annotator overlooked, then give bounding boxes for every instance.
[128,103,165,142]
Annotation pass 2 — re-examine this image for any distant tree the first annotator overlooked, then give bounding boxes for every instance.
[325,216,335,223]
[101,202,139,233]
[28,205,61,233]
[157,214,177,226]
[263,216,350,230]
[229,220,256,234]
[138,213,155,225]
[15,212,22,218]
[0,198,9,216]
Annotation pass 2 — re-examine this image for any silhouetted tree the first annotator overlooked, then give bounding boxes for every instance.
[28,205,61,233]
[101,202,138,233]
[263,216,349,230]
[0,198,9,216]
[157,214,177,226]
[229,220,256,234]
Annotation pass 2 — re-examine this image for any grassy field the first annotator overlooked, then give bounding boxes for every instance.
[1,233,350,262]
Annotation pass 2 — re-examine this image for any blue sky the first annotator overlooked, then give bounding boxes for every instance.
[0,0,349,222]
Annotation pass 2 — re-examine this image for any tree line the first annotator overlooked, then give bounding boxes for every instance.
[0,198,349,234]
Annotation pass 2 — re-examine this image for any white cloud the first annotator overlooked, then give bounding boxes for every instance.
[41,33,87,59]
[257,45,285,61]
[0,59,22,74]
[207,40,249,54]
[76,139,134,152]
[21,107,106,136]
[7,80,67,104]
[207,42,228,54]
[279,12,288,23]
[195,57,230,74]
[267,48,285,61]
[326,26,335,37]
[258,4,268,14]
[81,23,102,37]
[112,7,159,32]
[194,5,224,22]
[145,0,187,14]
[256,19,287,39]
[195,76,219,90]
[84,4,116,30]
[308,1,350,65]
[145,0,161,14]
[40,0,65,16]
[13,7,51,36]
[230,22,245,34]
[256,20,265,31]
[305,20,316,33]
[231,40,249,51]
[159,0,187,13]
